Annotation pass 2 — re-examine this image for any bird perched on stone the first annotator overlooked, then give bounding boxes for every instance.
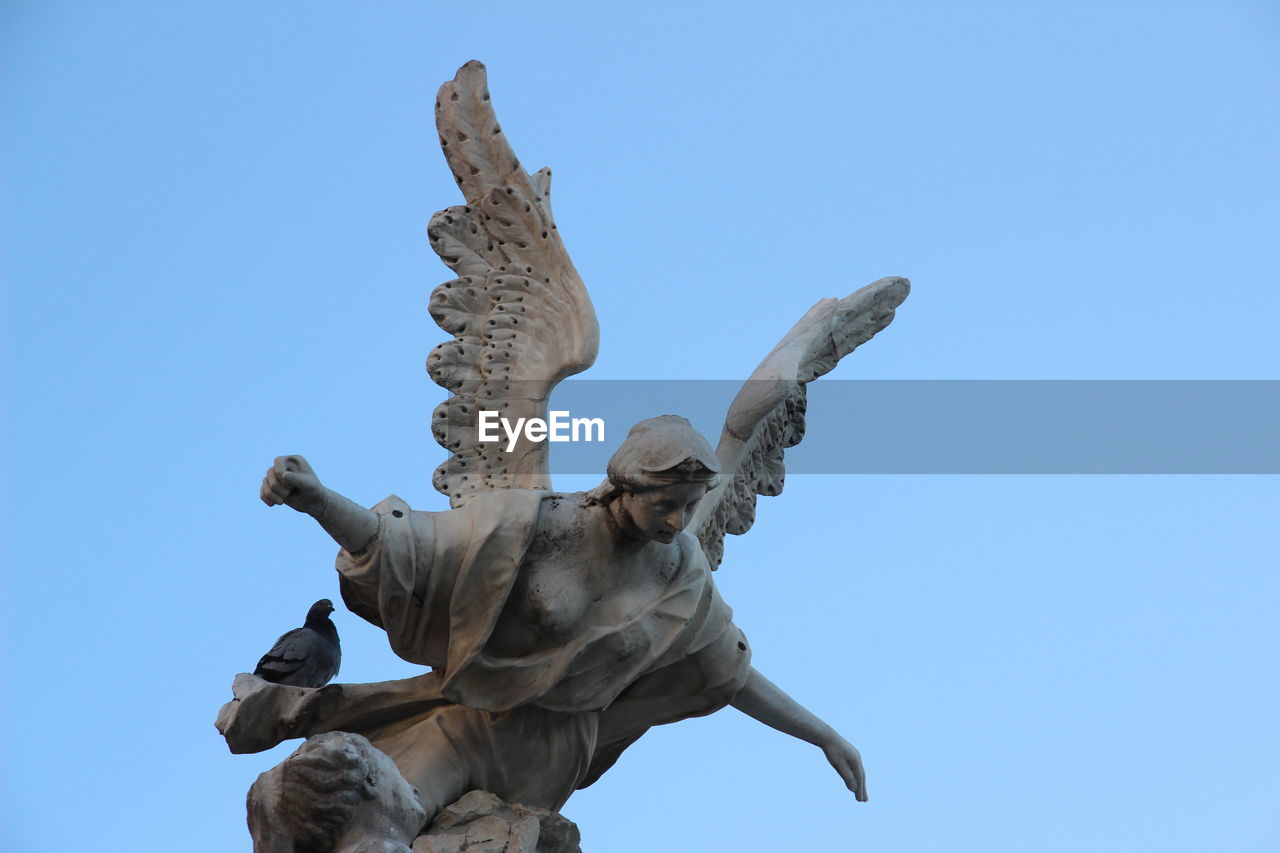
[253,599,341,687]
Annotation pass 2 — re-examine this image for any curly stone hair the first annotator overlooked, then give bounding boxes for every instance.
[249,732,380,853]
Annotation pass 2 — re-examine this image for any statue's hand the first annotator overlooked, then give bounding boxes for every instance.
[822,735,868,802]
[261,455,326,515]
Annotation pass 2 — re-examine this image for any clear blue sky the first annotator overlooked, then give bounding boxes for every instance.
[3,2,1277,851]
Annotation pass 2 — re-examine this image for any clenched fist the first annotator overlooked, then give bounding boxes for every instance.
[260,455,327,516]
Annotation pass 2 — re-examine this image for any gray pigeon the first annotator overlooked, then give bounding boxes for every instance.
[253,599,341,687]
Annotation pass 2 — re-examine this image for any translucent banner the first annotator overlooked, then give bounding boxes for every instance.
[431,380,1280,475]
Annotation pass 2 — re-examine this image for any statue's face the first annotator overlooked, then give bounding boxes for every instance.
[619,481,708,543]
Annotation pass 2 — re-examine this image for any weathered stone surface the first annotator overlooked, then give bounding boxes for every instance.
[247,731,425,853]
[434,791,506,830]
[412,791,580,853]
[227,57,901,852]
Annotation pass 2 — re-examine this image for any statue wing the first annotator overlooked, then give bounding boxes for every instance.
[427,61,599,507]
[690,277,910,569]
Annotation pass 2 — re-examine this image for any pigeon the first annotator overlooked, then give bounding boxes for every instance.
[253,599,341,687]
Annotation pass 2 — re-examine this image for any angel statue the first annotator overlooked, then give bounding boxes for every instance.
[217,61,908,846]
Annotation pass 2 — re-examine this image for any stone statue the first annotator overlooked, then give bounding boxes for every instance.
[218,60,909,850]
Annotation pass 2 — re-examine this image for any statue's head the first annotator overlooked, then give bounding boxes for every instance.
[248,731,426,853]
[589,415,720,543]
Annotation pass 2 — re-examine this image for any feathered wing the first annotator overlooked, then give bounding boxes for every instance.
[427,61,599,507]
[253,629,306,680]
[691,276,910,569]
[254,628,340,687]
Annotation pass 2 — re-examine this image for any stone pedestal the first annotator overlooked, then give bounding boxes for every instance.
[414,790,581,853]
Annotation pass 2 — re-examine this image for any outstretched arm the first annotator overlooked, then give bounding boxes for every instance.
[260,455,379,554]
[731,667,868,801]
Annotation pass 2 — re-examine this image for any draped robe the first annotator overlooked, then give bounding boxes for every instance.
[220,490,751,815]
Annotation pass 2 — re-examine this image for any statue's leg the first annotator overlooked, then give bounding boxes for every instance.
[368,707,479,822]
[364,704,598,821]
[468,705,599,812]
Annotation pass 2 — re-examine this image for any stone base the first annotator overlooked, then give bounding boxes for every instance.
[413,791,581,853]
